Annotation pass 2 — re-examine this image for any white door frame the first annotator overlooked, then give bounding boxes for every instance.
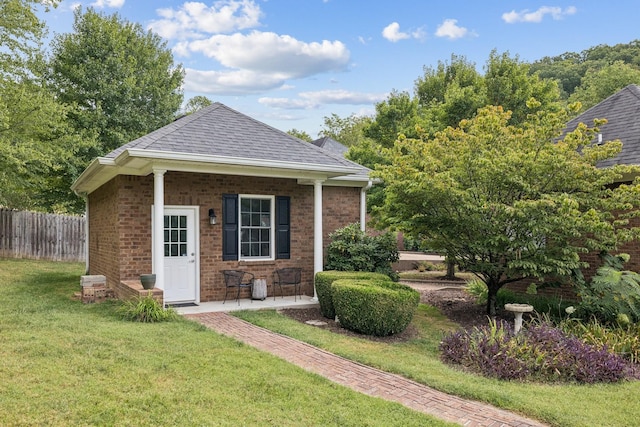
[152,205,200,304]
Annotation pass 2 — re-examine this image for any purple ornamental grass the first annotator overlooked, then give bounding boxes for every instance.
[440,320,635,383]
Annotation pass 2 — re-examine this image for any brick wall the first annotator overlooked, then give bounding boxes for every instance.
[88,172,363,302]
[507,219,640,301]
[88,178,121,289]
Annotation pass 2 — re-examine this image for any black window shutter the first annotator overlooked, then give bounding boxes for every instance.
[275,196,290,259]
[222,194,239,261]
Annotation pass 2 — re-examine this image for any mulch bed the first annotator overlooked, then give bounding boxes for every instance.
[279,286,509,343]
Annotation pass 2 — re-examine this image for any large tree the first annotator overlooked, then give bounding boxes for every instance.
[530,40,640,100]
[48,7,184,157]
[0,0,91,212]
[376,101,640,315]
[568,61,640,110]
[319,113,373,147]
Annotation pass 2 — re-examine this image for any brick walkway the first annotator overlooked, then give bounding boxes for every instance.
[186,312,547,427]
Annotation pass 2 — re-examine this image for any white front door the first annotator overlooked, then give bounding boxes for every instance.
[162,207,198,303]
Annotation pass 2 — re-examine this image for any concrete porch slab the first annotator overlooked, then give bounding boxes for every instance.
[172,295,318,315]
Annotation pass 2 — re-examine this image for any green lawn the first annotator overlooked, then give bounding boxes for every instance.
[235,303,640,427]
[0,258,452,426]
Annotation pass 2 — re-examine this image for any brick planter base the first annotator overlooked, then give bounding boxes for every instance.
[113,280,163,304]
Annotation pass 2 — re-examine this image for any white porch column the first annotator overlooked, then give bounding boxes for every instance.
[360,180,372,232]
[153,169,166,292]
[312,179,325,300]
[84,195,89,274]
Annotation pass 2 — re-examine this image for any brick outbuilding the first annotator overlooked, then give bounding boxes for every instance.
[72,103,373,304]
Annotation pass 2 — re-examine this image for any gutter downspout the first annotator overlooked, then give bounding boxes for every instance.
[360,180,373,232]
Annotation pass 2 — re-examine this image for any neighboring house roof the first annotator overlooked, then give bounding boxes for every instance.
[565,84,640,168]
[311,137,349,157]
[72,103,371,194]
[310,136,374,185]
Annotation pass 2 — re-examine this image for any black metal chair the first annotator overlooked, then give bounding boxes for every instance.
[272,268,302,301]
[222,270,255,305]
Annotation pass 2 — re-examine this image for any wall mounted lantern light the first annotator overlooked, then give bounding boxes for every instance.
[208,208,217,225]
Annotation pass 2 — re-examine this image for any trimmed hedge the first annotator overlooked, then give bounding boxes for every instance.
[332,279,420,337]
[315,271,390,319]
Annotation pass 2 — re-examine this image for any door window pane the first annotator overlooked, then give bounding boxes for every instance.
[164,215,188,258]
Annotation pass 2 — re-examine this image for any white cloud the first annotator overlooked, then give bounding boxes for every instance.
[184,68,287,95]
[382,22,426,42]
[411,27,427,41]
[300,89,387,105]
[435,19,473,40]
[259,90,388,110]
[155,1,351,97]
[185,31,350,78]
[149,0,262,39]
[502,6,577,24]
[258,98,317,109]
[382,22,410,42]
[91,0,125,8]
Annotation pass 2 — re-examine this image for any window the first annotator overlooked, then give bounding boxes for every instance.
[239,195,274,260]
[222,194,289,261]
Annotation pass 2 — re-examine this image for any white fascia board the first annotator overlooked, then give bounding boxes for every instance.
[73,148,366,195]
[120,149,362,177]
[303,175,380,188]
[71,157,115,194]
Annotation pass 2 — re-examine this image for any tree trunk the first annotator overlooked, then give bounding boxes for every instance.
[444,258,456,280]
[486,283,499,317]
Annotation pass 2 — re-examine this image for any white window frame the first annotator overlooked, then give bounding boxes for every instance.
[238,194,275,261]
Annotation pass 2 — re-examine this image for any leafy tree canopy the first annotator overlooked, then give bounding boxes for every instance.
[531,39,640,99]
[375,101,640,315]
[568,61,640,110]
[48,7,185,157]
[0,0,92,212]
[184,95,212,115]
[286,128,312,142]
[319,113,373,147]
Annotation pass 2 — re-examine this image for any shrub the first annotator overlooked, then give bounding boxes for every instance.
[315,271,390,319]
[466,279,572,320]
[416,261,446,272]
[560,317,640,365]
[440,319,635,383]
[332,279,420,336]
[118,293,179,323]
[575,253,640,324]
[325,223,399,280]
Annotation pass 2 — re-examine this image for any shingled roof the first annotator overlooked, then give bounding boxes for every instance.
[311,137,349,156]
[72,103,371,194]
[565,84,640,168]
[107,103,359,170]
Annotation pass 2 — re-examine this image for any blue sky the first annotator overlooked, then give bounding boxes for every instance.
[41,1,640,138]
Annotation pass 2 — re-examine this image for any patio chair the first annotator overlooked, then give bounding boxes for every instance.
[272,267,302,301]
[222,270,255,305]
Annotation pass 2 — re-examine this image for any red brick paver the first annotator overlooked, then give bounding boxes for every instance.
[187,312,547,427]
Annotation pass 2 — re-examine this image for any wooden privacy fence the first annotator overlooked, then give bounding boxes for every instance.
[0,209,86,262]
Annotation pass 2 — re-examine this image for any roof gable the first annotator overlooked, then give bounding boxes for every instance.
[565,84,640,167]
[73,103,371,194]
[106,103,358,171]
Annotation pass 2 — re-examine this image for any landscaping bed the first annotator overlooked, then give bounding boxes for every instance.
[281,286,501,337]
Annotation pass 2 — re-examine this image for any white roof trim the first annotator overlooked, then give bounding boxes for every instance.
[120,149,361,175]
[73,148,368,195]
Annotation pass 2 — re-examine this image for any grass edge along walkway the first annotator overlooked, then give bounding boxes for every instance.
[187,312,547,427]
